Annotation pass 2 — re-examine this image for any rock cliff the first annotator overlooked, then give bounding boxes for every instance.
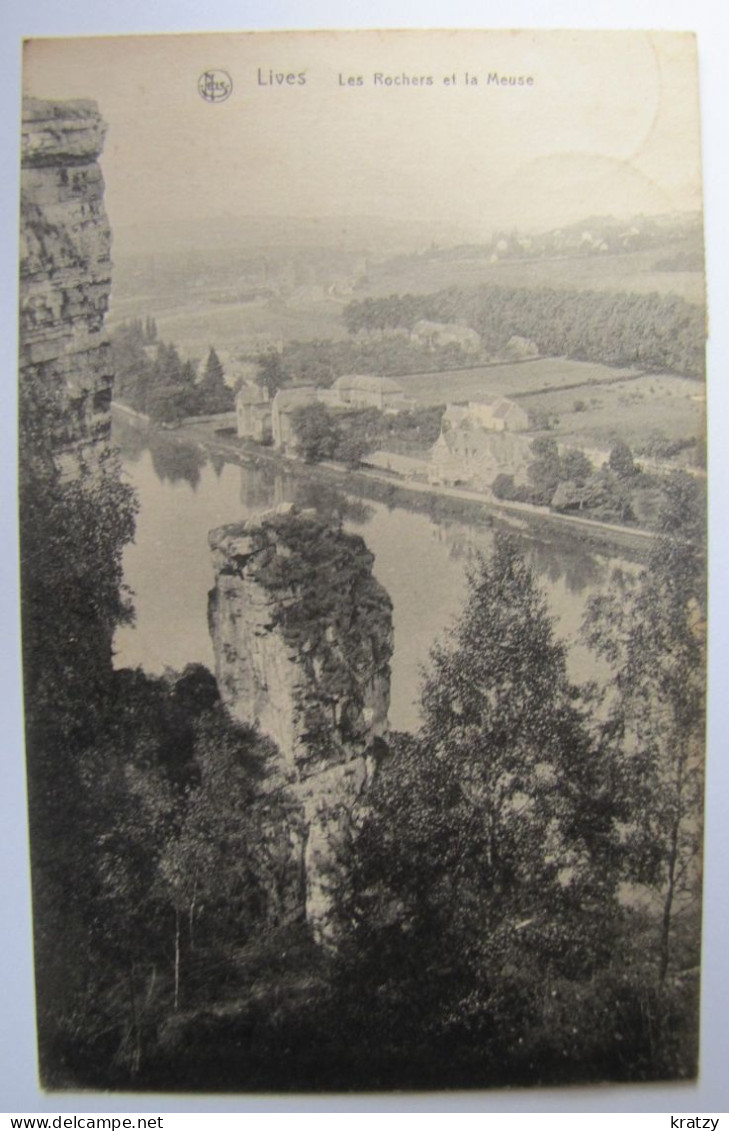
[19,98,113,456]
[209,504,393,939]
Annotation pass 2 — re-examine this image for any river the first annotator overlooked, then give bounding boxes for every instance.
[112,418,629,733]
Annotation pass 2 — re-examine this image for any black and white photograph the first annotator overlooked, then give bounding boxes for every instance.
[16,27,712,1097]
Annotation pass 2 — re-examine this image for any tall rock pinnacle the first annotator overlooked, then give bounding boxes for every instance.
[208,504,393,941]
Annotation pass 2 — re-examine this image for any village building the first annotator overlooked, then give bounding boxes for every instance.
[238,373,411,456]
[411,319,481,354]
[271,386,320,453]
[427,393,533,492]
[429,428,533,493]
[236,382,273,443]
[332,374,407,411]
[501,335,539,361]
[442,395,529,434]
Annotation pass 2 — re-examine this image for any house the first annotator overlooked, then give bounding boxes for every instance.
[428,428,532,493]
[271,386,319,453]
[501,335,539,361]
[441,403,471,430]
[315,387,343,408]
[430,393,532,490]
[411,320,481,354]
[332,374,406,411]
[236,382,272,443]
[443,396,529,434]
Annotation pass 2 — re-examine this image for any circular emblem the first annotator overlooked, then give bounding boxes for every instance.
[198,70,233,103]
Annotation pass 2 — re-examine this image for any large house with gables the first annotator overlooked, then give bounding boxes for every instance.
[429,395,532,492]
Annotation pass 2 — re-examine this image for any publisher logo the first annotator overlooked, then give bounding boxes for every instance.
[198,70,233,103]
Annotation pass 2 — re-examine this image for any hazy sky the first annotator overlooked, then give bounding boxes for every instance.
[23,29,702,243]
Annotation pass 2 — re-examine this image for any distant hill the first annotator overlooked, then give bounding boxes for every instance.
[113,213,475,258]
[410,211,704,265]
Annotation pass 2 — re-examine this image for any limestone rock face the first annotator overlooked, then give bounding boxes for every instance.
[19,99,113,455]
[209,505,393,939]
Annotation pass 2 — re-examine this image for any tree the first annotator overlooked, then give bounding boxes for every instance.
[343,536,619,1068]
[20,258,148,1075]
[157,709,270,1009]
[560,447,593,485]
[417,536,614,932]
[578,467,635,523]
[179,357,198,391]
[74,734,177,1075]
[333,431,373,469]
[110,321,154,412]
[551,479,586,514]
[144,342,196,421]
[527,437,562,504]
[609,439,638,480]
[257,349,286,396]
[153,341,184,388]
[202,346,224,388]
[290,402,340,463]
[583,472,706,984]
[198,347,233,413]
[20,447,138,748]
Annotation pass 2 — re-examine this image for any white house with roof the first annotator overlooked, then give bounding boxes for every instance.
[332,374,406,411]
[443,396,529,434]
[411,320,481,354]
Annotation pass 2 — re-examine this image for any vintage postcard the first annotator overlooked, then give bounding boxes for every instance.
[19,30,706,1092]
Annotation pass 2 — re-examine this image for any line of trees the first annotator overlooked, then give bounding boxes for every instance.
[343,284,705,378]
[256,332,478,389]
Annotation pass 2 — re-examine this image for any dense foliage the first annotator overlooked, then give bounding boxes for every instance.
[582,473,706,986]
[265,333,479,387]
[94,529,698,1092]
[343,284,704,378]
[491,437,692,530]
[290,402,443,467]
[111,321,234,421]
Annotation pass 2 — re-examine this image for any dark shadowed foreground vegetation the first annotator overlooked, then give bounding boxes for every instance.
[21,342,704,1090]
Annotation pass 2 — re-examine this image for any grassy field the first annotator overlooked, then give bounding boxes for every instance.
[521,374,705,448]
[107,293,348,357]
[362,247,706,305]
[395,358,643,404]
[396,358,703,452]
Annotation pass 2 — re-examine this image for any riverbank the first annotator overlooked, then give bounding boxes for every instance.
[112,405,655,558]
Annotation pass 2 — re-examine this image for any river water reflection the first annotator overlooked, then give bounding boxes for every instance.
[113,420,628,733]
